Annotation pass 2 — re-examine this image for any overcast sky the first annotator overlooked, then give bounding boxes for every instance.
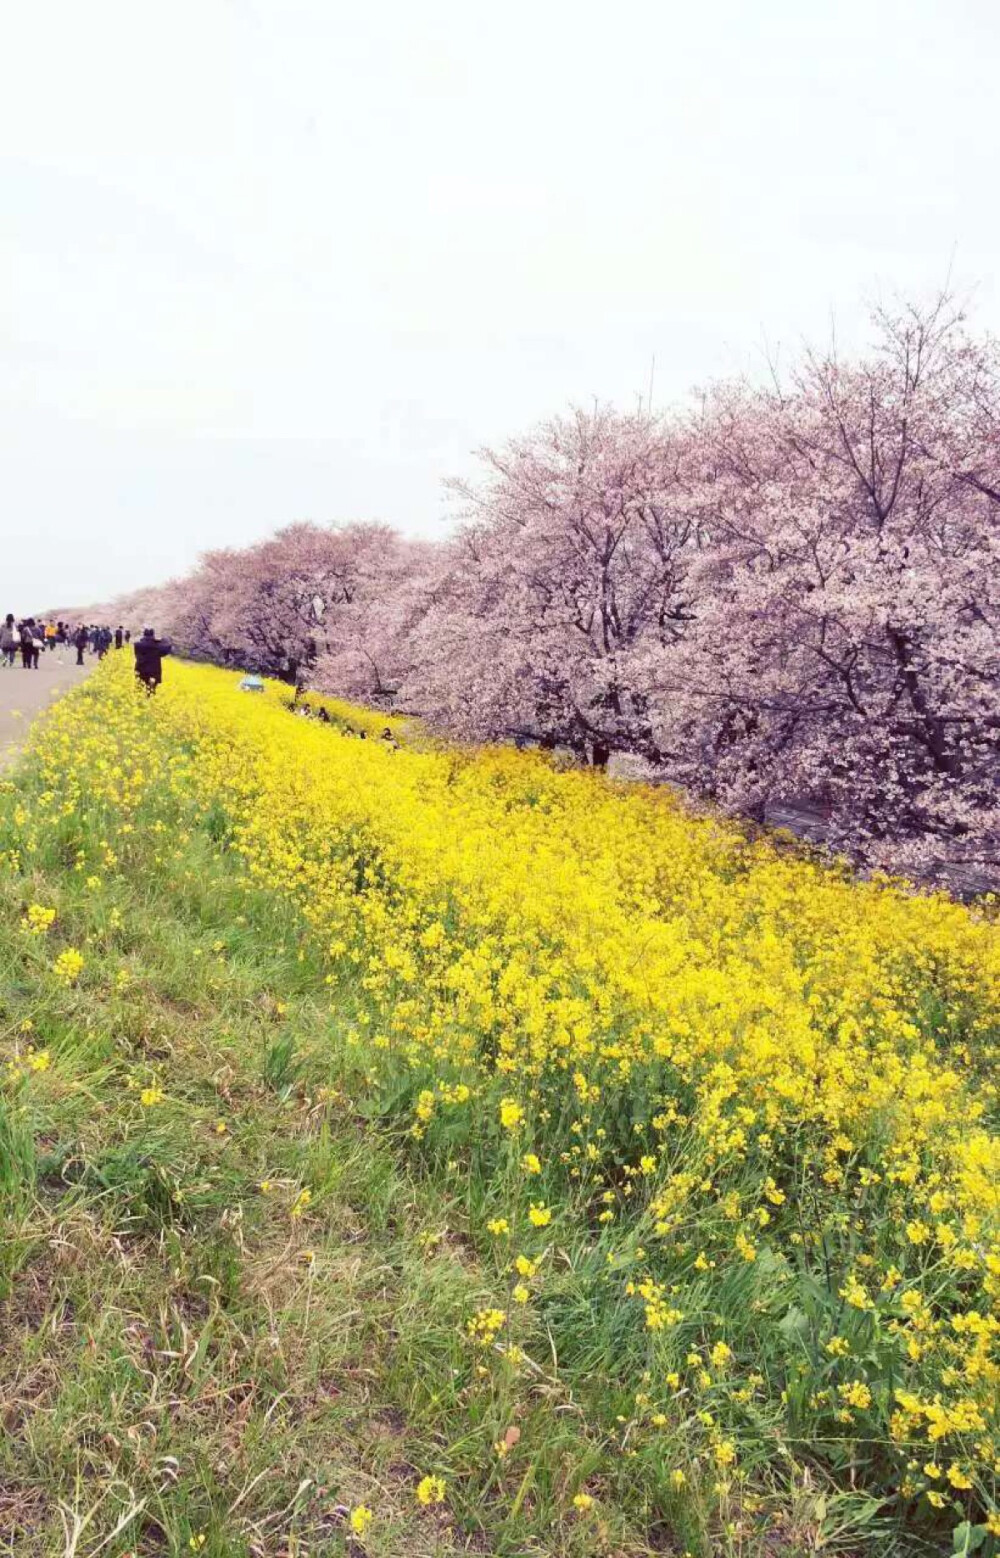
[2,0,997,609]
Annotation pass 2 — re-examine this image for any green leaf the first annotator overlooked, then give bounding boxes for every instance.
[778,1304,809,1339]
[952,1521,987,1555]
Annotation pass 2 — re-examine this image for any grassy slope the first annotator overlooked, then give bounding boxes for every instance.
[0,806,655,1558]
[0,704,816,1558]
[3,664,997,1558]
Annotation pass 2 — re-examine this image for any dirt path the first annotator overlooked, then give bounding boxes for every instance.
[0,649,95,770]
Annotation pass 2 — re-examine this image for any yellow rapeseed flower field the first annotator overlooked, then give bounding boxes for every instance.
[8,653,1000,1547]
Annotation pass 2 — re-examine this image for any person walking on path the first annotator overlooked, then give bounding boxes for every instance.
[74,625,88,666]
[114,625,124,650]
[134,627,172,692]
[0,614,18,667]
[20,620,40,669]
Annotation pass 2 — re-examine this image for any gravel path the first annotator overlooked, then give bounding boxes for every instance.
[0,649,95,770]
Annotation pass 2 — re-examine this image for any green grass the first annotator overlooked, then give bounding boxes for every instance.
[3,673,985,1558]
[0,780,677,1558]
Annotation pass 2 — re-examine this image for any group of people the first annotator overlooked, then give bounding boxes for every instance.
[287,697,399,748]
[75,623,131,662]
[0,616,72,668]
[0,615,172,690]
[0,617,132,669]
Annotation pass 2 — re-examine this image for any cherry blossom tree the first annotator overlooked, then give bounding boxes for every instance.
[654,297,999,876]
[311,535,439,705]
[204,522,400,678]
[410,406,699,761]
[129,522,409,681]
[56,294,998,883]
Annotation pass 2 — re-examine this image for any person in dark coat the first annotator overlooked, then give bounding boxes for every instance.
[134,627,172,691]
[114,625,124,649]
[74,625,88,666]
[20,620,39,669]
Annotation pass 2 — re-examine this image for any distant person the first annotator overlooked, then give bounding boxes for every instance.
[124,628,131,644]
[134,627,172,692]
[114,625,124,650]
[19,619,40,669]
[74,624,88,666]
[0,614,18,667]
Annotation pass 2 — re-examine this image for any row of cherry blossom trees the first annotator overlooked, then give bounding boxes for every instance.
[84,297,999,880]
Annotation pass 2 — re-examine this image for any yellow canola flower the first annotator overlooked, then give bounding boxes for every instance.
[19,655,1000,1518]
[52,947,83,985]
[839,1380,873,1410]
[349,1505,374,1535]
[415,1475,446,1506]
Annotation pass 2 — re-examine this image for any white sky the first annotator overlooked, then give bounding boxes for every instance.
[2,0,997,608]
